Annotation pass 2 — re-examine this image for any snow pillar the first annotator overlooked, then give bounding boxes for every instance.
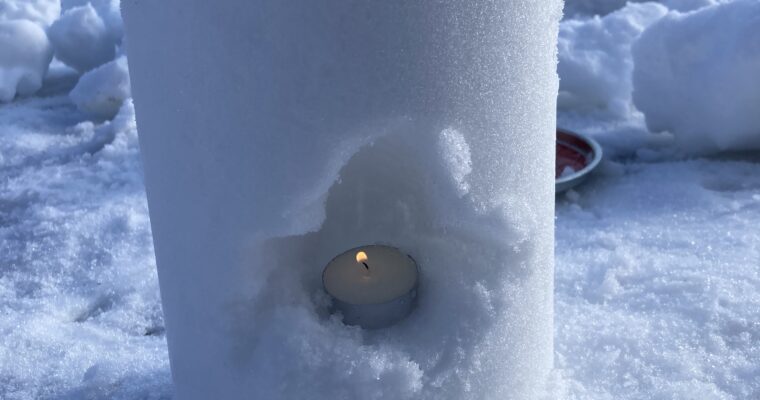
[123,2,562,399]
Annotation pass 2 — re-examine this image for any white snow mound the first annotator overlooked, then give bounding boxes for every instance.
[564,0,721,17]
[558,2,668,117]
[0,19,53,102]
[564,0,644,18]
[48,3,116,72]
[633,0,760,153]
[661,0,724,12]
[0,0,60,26]
[70,55,130,119]
[62,0,123,44]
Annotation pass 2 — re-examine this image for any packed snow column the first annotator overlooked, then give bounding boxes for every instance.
[123,1,562,399]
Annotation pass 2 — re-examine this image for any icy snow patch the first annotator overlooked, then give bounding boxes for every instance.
[49,3,116,72]
[633,0,760,154]
[0,19,53,102]
[70,56,130,119]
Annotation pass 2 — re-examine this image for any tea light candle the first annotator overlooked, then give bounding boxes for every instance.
[322,245,419,329]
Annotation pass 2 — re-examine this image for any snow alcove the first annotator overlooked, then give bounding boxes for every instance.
[123,1,562,399]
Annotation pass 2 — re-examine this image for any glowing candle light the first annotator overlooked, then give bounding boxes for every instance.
[356,251,369,270]
[322,245,419,329]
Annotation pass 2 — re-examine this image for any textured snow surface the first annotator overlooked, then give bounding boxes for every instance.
[633,0,760,154]
[0,66,170,400]
[550,157,760,399]
[3,75,759,398]
[0,0,759,398]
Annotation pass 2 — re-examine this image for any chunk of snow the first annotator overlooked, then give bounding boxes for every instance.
[0,0,60,26]
[61,0,123,44]
[48,3,116,72]
[558,2,668,117]
[632,0,760,153]
[0,19,53,102]
[69,55,130,119]
[560,166,577,178]
[437,128,472,197]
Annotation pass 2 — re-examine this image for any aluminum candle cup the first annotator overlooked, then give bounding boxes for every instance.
[323,245,419,329]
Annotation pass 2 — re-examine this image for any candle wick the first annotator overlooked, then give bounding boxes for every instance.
[362,262,370,270]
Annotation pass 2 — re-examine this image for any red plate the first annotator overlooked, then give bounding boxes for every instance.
[556,128,602,192]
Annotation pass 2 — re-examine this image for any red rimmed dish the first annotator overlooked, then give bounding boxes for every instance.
[556,128,602,193]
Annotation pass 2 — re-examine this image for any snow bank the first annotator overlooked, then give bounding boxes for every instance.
[557,2,668,117]
[0,0,60,26]
[124,1,561,399]
[564,0,721,17]
[48,3,116,72]
[70,56,130,119]
[633,0,760,153]
[0,19,53,102]
[661,0,724,12]
[564,0,640,18]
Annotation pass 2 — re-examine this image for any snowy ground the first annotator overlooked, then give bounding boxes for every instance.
[551,118,760,399]
[1,0,759,399]
[0,64,170,400]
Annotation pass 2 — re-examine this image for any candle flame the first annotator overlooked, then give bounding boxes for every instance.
[356,251,368,264]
